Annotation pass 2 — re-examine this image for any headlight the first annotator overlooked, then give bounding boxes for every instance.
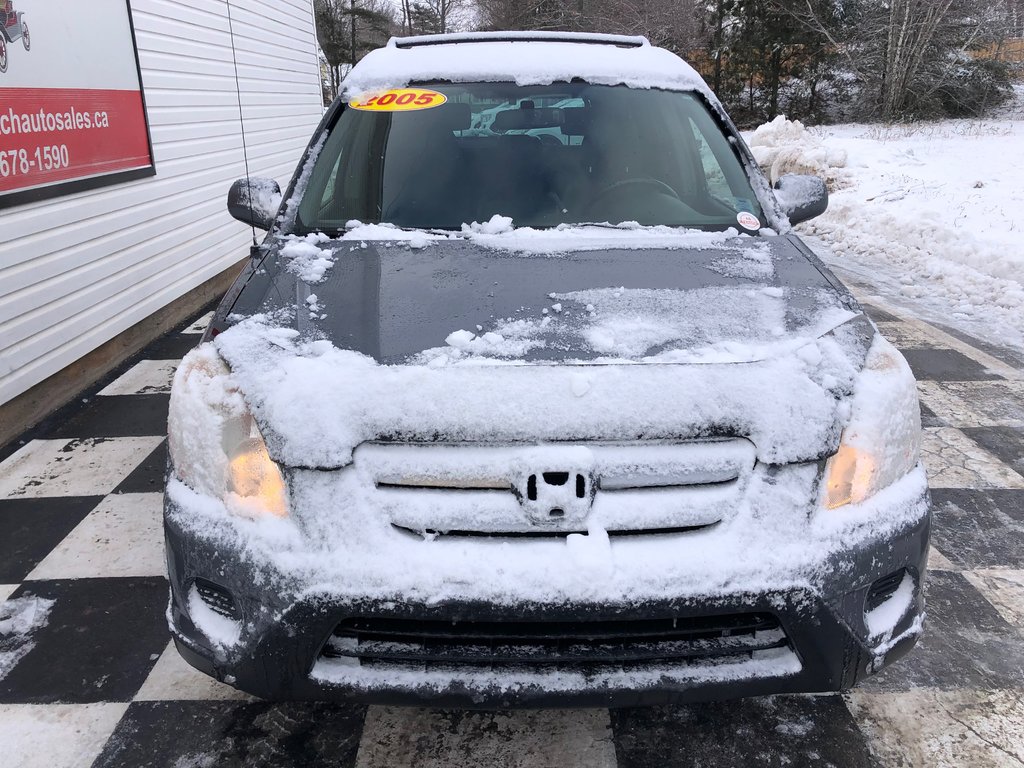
[823,335,921,509]
[168,345,289,518]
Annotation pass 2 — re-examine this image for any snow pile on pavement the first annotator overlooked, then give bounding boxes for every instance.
[0,596,55,682]
[749,114,1024,348]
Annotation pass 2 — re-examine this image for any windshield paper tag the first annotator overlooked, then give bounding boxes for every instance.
[737,211,761,231]
[349,88,448,112]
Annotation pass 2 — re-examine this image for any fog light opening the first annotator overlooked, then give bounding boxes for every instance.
[866,569,906,612]
[193,578,241,621]
[864,569,915,640]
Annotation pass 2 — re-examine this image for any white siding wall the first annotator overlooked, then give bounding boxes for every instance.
[0,0,323,406]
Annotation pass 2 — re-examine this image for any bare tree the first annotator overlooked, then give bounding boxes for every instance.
[405,0,472,34]
[776,0,1014,119]
[314,0,397,101]
[475,0,583,30]
[467,0,1013,122]
[586,0,703,51]
[878,0,958,116]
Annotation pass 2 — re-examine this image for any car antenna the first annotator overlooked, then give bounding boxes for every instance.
[225,0,259,253]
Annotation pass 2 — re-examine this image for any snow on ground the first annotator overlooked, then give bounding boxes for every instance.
[747,92,1024,350]
[0,597,55,682]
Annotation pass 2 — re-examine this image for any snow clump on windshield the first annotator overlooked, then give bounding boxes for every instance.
[462,214,515,235]
[343,221,447,249]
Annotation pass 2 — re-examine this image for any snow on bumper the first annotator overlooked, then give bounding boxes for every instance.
[164,461,930,706]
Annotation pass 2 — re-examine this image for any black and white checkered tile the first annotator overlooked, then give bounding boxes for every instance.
[1,302,1022,768]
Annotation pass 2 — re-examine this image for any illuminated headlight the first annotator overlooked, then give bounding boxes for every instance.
[167,345,289,518]
[823,335,922,509]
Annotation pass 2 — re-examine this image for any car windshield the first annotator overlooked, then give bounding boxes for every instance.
[295,82,764,233]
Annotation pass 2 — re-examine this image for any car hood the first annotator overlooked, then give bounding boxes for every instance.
[227,233,861,365]
[214,232,875,468]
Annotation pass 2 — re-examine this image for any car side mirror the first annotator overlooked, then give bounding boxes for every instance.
[773,174,828,226]
[227,177,282,230]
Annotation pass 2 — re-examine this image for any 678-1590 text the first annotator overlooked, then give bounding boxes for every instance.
[0,145,71,177]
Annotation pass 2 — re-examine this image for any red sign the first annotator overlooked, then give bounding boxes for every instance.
[0,88,152,193]
[0,0,154,207]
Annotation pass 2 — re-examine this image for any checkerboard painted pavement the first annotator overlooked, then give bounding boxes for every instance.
[1,299,1022,768]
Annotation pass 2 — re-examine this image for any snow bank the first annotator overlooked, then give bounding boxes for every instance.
[748,116,1024,348]
[748,115,848,187]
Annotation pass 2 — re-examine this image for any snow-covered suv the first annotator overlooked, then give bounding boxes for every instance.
[165,31,929,707]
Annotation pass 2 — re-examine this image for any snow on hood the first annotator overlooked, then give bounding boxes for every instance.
[456,219,756,255]
[232,229,860,367]
[212,310,871,469]
[208,231,872,469]
[342,35,713,99]
[414,285,856,367]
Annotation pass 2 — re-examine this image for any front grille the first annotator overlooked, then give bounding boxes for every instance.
[321,612,788,669]
[359,440,757,536]
[391,522,719,539]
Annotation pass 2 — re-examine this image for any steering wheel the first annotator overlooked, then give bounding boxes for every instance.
[584,177,682,214]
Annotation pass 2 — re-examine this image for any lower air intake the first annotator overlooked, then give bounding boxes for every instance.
[321,612,788,669]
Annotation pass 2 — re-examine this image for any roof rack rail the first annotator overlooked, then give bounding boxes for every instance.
[389,31,650,50]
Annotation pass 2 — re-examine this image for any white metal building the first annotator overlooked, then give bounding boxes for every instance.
[0,0,323,442]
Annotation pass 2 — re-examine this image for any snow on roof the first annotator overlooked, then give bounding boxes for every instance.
[341,32,712,97]
[391,31,650,48]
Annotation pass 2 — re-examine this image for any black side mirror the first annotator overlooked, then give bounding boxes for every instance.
[227,177,281,230]
[773,174,828,226]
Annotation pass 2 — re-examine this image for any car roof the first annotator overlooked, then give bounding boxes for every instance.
[341,31,712,99]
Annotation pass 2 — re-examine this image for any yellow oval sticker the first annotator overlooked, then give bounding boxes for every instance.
[349,88,448,112]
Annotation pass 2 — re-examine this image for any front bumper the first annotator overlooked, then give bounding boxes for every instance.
[164,467,931,708]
